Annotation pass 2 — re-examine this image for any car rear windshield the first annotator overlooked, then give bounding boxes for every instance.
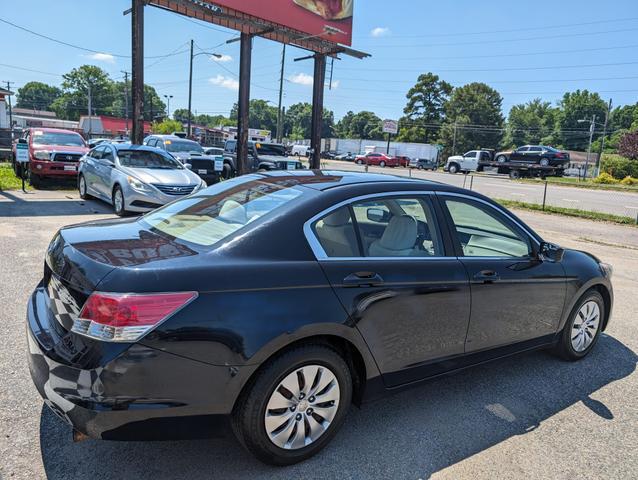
[140,176,305,247]
[32,131,85,147]
[118,150,183,169]
[255,143,286,156]
[165,140,204,153]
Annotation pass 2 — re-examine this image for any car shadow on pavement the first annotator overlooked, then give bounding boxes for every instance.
[39,334,636,480]
[0,190,112,217]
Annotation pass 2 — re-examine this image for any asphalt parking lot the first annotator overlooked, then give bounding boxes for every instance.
[1,188,637,480]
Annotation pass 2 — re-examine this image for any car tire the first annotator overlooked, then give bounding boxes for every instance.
[448,163,459,174]
[509,170,521,180]
[29,172,42,189]
[112,185,127,217]
[356,159,363,165]
[222,163,233,180]
[540,157,550,167]
[552,290,605,361]
[417,165,424,170]
[78,174,92,200]
[379,161,386,168]
[496,155,507,163]
[232,344,353,466]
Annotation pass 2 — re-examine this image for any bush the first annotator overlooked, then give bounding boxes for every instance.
[592,172,619,184]
[620,176,638,186]
[601,154,638,179]
[618,130,638,160]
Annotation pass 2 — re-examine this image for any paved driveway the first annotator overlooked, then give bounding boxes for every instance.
[1,189,636,479]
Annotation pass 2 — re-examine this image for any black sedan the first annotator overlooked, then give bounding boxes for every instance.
[27,171,613,465]
[495,145,570,166]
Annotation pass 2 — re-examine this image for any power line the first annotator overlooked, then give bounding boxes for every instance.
[0,16,189,59]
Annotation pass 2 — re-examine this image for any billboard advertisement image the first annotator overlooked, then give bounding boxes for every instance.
[213,0,354,45]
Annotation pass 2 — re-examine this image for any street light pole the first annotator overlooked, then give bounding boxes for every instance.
[276,44,286,143]
[585,114,596,179]
[163,94,173,120]
[187,43,221,138]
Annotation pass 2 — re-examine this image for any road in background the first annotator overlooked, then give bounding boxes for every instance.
[321,159,638,219]
[0,189,637,479]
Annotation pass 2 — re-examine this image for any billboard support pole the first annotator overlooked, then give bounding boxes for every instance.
[131,0,144,145]
[237,32,252,176]
[310,53,326,170]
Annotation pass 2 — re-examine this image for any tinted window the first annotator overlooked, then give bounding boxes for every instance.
[165,139,204,153]
[32,131,85,147]
[142,178,305,248]
[464,151,477,158]
[528,146,542,152]
[516,147,529,152]
[444,199,531,257]
[313,207,359,258]
[255,143,286,156]
[117,150,183,169]
[102,146,114,162]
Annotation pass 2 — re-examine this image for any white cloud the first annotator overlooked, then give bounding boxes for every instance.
[209,74,239,91]
[370,27,390,37]
[87,53,115,64]
[288,72,314,86]
[328,80,340,89]
[212,54,233,63]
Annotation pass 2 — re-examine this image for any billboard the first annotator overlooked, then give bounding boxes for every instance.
[213,0,353,46]
[382,119,398,135]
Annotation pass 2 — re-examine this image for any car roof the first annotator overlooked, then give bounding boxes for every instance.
[150,134,193,140]
[29,127,81,134]
[257,169,465,192]
[109,143,160,152]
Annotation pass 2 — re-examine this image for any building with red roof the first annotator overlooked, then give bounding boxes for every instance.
[79,115,152,137]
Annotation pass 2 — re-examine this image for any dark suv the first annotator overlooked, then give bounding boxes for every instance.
[222,140,304,178]
[144,135,222,185]
[495,145,570,166]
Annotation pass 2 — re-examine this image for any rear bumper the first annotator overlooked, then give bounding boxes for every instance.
[27,285,254,440]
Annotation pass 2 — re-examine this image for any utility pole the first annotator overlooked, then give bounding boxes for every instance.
[585,114,596,179]
[452,121,458,155]
[187,39,194,138]
[131,0,145,144]
[276,44,286,143]
[87,82,92,139]
[121,71,129,135]
[4,81,13,139]
[596,99,612,177]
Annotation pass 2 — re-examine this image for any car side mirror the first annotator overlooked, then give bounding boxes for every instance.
[367,208,391,223]
[18,138,27,144]
[539,242,564,263]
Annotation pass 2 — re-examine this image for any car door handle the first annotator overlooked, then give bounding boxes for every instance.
[343,272,384,288]
[473,270,500,283]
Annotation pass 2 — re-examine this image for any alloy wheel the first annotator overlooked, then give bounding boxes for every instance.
[264,364,340,450]
[114,189,124,213]
[79,176,87,196]
[571,300,600,352]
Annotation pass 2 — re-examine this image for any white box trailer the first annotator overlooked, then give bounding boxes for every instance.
[323,138,439,161]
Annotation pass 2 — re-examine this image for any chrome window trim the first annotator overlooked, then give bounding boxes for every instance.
[303,190,441,261]
[303,190,541,262]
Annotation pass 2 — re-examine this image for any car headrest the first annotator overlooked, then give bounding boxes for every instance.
[322,208,351,227]
[379,215,417,250]
[219,200,248,224]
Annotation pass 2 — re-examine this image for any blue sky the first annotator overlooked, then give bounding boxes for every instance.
[2,0,638,122]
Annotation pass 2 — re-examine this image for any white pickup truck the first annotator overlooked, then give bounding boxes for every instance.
[444,150,492,174]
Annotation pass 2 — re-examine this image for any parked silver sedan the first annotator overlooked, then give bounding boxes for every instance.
[78,143,206,216]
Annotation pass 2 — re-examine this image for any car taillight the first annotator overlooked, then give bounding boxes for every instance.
[555,152,564,158]
[72,291,197,342]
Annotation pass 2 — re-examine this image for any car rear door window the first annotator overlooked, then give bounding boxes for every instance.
[444,199,531,258]
[312,196,443,258]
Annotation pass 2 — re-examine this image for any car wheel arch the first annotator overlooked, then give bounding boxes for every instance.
[234,329,380,411]
[558,281,613,334]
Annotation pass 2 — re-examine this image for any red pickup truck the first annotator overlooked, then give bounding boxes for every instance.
[12,127,89,188]
[354,152,403,167]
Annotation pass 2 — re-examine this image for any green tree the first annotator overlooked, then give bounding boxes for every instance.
[109,81,166,122]
[505,98,558,147]
[231,99,278,133]
[439,82,504,155]
[15,81,62,111]
[51,65,114,121]
[555,90,608,151]
[151,119,183,134]
[334,110,384,140]
[397,72,452,143]
[282,102,334,139]
[610,103,637,131]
